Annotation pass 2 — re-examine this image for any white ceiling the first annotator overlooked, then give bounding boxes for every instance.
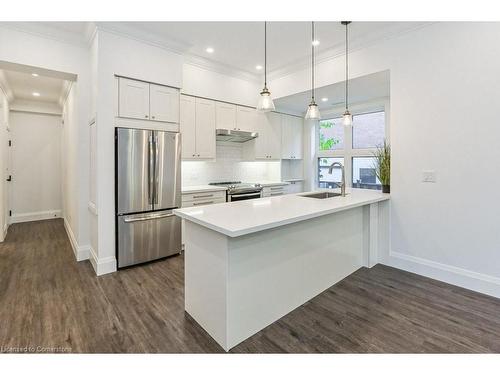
[1,69,67,104]
[275,70,390,115]
[0,21,429,78]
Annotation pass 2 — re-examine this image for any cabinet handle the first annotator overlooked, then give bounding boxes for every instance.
[192,154,195,157]
[197,154,200,157]
[193,201,214,206]
[145,115,149,118]
[270,187,283,191]
[152,115,155,119]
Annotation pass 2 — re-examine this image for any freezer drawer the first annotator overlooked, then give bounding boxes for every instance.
[117,210,181,268]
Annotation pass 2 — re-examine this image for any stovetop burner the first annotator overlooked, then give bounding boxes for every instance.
[209,181,262,194]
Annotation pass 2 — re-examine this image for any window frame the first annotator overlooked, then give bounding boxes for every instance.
[315,99,390,189]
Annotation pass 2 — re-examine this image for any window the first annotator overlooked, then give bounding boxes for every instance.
[352,111,385,149]
[352,157,381,190]
[316,108,387,191]
[318,157,344,189]
[319,118,344,150]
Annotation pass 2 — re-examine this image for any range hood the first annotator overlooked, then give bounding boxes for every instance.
[216,129,258,143]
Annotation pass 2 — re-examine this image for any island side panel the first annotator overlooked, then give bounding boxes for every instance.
[184,221,229,350]
[226,207,365,350]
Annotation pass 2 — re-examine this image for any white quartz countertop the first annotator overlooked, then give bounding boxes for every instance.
[174,188,390,237]
[181,185,227,194]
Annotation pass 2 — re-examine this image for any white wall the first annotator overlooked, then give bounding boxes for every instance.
[9,111,62,222]
[182,143,281,186]
[271,22,500,297]
[0,86,9,241]
[0,25,90,255]
[10,99,62,115]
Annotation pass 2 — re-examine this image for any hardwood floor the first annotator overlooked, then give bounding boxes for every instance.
[1,219,500,353]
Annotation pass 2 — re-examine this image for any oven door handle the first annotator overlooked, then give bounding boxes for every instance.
[230,192,262,198]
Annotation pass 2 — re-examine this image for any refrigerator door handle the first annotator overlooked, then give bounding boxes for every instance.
[148,133,155,205]
[123,212,175,223]
[154,133,159,205]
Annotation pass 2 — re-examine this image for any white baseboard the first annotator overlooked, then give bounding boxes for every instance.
[89,245,117,276]
[10,210,62,224]
[63,218,90,261]
[385,251,500,299]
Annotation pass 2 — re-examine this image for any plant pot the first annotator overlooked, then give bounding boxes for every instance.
[382,185,390,194]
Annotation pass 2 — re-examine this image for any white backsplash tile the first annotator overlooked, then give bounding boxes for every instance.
[182,143,281,185]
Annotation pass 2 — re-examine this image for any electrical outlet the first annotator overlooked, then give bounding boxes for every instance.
[422,170,436,183]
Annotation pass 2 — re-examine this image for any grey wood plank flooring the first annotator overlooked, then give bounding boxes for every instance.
[1,219,500,353]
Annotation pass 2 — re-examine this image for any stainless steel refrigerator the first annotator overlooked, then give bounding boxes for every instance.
[115,127,182,268]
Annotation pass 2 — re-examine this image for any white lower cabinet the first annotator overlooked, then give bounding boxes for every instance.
[285,181,304,194]
[262,184,287,197]
[181,190,226,248]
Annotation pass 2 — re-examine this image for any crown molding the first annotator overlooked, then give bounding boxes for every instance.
[0,22,88,48]
[268,22,435,82]
[183,54,260,83]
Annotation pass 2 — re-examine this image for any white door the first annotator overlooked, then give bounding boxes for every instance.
[236,106,258,132]
[291,116,303,159]
[215,102,237,130]
[150,84,179,123]
[118,78,150,120]
[281,114,293,159]
[180,95,196,159]
[195,98,216,159]
[281,114,303,159]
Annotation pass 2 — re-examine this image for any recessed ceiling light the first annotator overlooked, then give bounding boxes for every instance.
[205,47,214,54]
[255,65,263,70]
[312,40,320,46]
[32,92,40,97]
[321,97,328,102]
[31,73,39,77]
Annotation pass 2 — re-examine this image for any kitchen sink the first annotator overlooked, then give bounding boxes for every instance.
[300,192,343,199]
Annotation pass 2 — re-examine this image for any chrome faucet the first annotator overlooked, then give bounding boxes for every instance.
[328,162,346,197]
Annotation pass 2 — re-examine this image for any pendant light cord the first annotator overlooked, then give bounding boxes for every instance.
[345,22,349,111]
[311,21,315,102]
[264,21,267,88]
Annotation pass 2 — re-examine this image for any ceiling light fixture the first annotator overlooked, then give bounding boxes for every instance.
[205,47,214,53]
[255,65,263,70]
[321,97,328,102]
[31,73,39,77]
[257,21,275,112]
[32,92,40,97]
[305,21,320,120]
[341,21,353,127]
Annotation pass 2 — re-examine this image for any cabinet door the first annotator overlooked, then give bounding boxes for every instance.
[150,84,179,123]
[285,181,304,194]
[267,112,282,159]
[236,106,257,132]
[216,102,237,130]
[118,77,150,120]
[291,116,303,159]
[281,114,303,159]
[195,98,216,159]
[180,95,197,159]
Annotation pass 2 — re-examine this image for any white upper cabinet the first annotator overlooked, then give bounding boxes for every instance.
[118,78,150,120]
[236,106,258,132]
[149,84,179,123]
[244,111,281,160]
[281,114,303,160]
[194,98,216,159]
[216,102,237,129]
[118,77,179,123]
[180,95,196,159]
[179,95,216,160]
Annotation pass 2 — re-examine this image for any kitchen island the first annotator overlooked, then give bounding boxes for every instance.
[174,189,390,351]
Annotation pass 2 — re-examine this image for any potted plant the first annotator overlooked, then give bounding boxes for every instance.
[373,140,391,193]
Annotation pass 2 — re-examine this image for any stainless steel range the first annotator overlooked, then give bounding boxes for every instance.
[209,181,263,202]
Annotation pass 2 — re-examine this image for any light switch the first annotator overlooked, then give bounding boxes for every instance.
[422,170,436,183]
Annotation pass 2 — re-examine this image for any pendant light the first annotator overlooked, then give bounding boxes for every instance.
[257,21,275,112]
[305,21,321,120]
[341,21,353,127]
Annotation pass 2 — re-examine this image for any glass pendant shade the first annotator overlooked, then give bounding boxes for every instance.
[257,87,275,112]
[305,101,321,120]
[342,110,353,127]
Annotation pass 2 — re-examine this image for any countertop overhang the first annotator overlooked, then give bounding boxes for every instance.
[174,188,390,237]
